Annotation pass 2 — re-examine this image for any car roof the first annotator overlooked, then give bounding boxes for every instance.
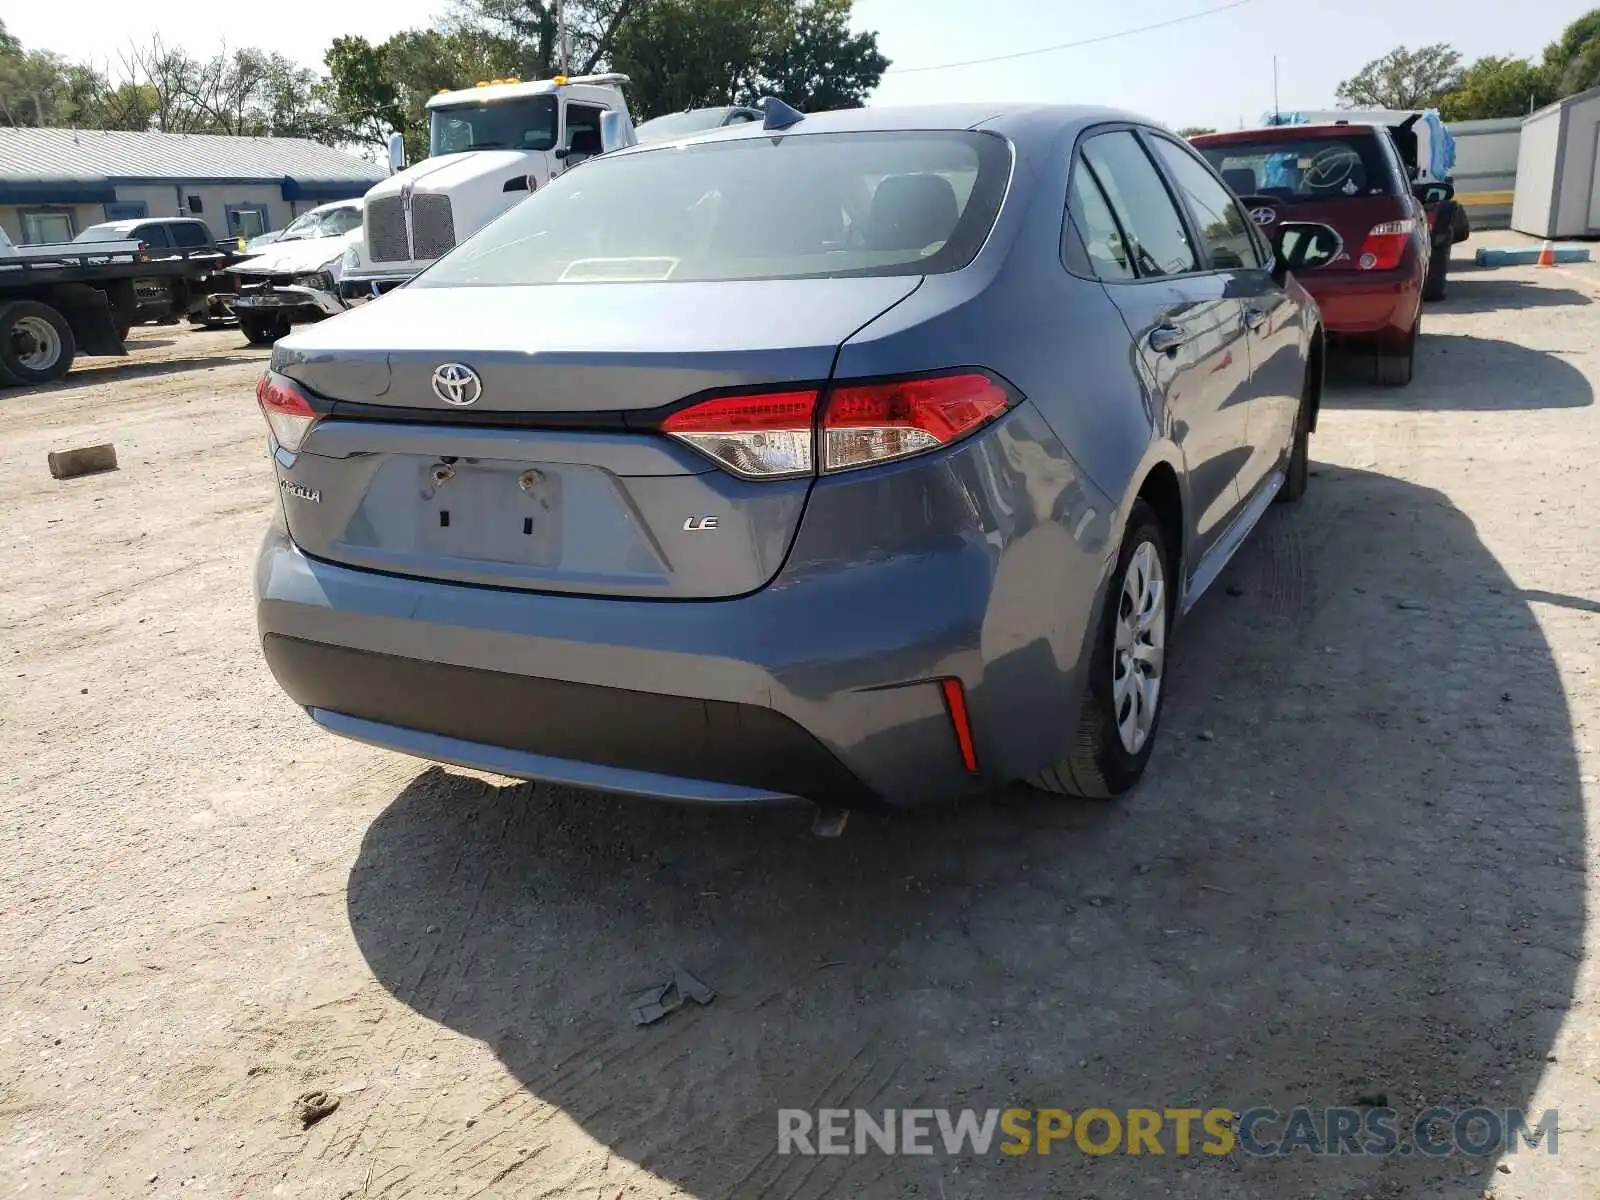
[86,217,202,233]
[615,103,1161,154]
[1192,123,1388,145]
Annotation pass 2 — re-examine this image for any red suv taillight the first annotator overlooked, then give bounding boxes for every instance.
[660,371,1013,480]
[1357,219,1416,271]
[256,372,317,452]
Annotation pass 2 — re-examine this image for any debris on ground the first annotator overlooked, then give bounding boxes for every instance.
[47,443,118,480]
[629,969,717,1026]
[293,1090,339,1129]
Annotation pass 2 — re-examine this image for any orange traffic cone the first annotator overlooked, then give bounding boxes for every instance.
[1537,240,1556,268]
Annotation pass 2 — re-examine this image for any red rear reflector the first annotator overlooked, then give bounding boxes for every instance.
[660,389,818,478]
[256,372,317,452]
[823,372,1010,472]
[940,677,979,773]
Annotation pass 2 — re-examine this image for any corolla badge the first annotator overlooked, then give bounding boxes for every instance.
[1248,207,1277,226]
[431,363,483,406]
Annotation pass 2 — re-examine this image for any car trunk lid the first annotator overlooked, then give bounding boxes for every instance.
[270,277,921,599]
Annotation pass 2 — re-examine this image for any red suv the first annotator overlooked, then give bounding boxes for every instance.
[1190,125,1428,386]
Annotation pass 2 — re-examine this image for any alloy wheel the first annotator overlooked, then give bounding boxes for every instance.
[1112,540,1166,754]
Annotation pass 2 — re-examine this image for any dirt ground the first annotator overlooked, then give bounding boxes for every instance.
[3,254,1599,1199]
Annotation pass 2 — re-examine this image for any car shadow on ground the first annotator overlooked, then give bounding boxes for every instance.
[1327,332,1593,409]
[1434,275,1593,313]
[28,355,266,394]
[346,468,1583,1199]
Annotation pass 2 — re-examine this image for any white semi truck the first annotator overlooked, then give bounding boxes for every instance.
[340,73,637,297]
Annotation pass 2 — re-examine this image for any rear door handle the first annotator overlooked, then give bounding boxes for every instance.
[1244,307,1268,331]
[1147,324,1188,354]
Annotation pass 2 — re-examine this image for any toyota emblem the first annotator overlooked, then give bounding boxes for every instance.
[1248,206,1277,226]
[431,363,483,406]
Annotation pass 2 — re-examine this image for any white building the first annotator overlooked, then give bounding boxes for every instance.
[0,127,385,245]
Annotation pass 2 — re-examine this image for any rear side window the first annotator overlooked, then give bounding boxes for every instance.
[1069,166,1134,281]
[1147,137,1261,270]
[1194,133,1398,203]
[416,130,1012,286]
[171,222,208,247]
[1079,131,1197,278]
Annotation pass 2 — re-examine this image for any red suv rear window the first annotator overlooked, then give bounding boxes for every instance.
[1195,133,1399,204]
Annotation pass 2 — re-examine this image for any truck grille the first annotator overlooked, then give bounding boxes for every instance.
[411,194,456,259]
[366,197,410,263]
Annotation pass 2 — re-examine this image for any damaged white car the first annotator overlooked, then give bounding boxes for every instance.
[229,200,364,345]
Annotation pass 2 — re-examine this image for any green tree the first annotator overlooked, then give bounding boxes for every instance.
[1439,55,1554,120]
[753,0,887,112]
[1176,125,1216,137]
[610,0,886,118]
[322,28,523,160]
[1336,43,1463,110]
[1542,8,1600,96]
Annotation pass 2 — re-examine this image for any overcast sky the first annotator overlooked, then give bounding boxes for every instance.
[9,0,1597,130]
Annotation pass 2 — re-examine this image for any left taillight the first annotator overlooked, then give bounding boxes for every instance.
[1357,219,1416,271]
[256,372,316,453]
[660,371,1014,480]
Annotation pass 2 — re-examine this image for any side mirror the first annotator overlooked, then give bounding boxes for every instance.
[599,110,631,153]
[1413,181,1450,206]
[386,132,406,175]
[1271,221,1343,282]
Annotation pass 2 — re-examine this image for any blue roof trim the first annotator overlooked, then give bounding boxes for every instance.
[0,179,118,204]
[281,177,375,201]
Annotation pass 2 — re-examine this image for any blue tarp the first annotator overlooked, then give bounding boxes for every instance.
[1261,108,1456,180]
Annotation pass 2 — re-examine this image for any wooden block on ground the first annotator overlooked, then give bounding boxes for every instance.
[48,443,118,480]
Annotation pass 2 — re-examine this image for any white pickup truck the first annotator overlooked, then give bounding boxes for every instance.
[341,73,638,297]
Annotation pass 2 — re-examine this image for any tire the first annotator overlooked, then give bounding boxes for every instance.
[1422,243,1449,301]
[1376,316,1418,388]
[239,312,290,346]
[1277,367,1312,504]
[1032,500,1171,799]
[0,300,77,386]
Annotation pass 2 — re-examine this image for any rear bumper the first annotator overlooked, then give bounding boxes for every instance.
[253,409,1117,808]
[1302,270,1420,342]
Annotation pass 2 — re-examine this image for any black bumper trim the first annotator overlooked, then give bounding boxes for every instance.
[262,634,877,806]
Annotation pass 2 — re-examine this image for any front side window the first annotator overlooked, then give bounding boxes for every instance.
[1079,131,1197,278]
[416,129,1011,287]
[171,222,209,247]
[137,224,172,249]
[430,96,559,156]
[563,103,606,159]
[1148,136,1260,270]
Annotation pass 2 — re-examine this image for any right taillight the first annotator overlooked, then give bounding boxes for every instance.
[256,372,317,453]
[659,371,1013,480]
[1357,219,1416,271]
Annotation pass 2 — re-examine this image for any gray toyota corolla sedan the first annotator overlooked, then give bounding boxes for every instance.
[254,103,1333,811]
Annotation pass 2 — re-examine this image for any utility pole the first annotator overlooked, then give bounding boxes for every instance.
[557,0,570,75]
[1272,55,1280,124]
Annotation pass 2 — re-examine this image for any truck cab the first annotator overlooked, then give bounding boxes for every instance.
[342,74,636,296]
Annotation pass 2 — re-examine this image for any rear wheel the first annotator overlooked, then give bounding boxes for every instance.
[0,300,77,386]
[239,312,290,346]
[1277,366,1312,503]
[1032,500,1170,799]
[1422,243,1449,301]
[1376,316,1418,388]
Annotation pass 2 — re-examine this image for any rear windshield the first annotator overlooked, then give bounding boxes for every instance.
[1195,134,1398,203]
[73,225,134,243]
[414,130,1012,287]
[636,109,747,142]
